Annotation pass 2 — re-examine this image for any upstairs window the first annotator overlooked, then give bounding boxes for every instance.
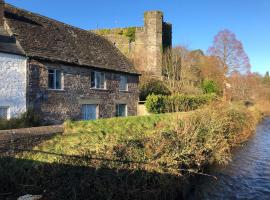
[48,69,63,90]
[119,75,128,91]
[0,107,9,120]
[91,71,106,89]
[116,104,127,117]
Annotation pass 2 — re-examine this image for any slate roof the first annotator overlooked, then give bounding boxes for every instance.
[2,3,139,74]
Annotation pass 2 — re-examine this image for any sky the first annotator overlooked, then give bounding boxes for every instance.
[5,0,270,75]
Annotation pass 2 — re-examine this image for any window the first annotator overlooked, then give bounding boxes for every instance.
[116,104,127,117]
[91,71,106,89]
[119,75,128,91]
[82,104,98,120]
[48,69,63,90]
[0,107,9,120]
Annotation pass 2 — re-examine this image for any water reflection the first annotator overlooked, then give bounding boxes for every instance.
[190,118,270,200]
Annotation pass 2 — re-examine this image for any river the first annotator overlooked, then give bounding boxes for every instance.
[188,117,270,200]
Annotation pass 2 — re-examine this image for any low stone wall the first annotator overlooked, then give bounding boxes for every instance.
[0,125,64,155]
[137,102,150,116]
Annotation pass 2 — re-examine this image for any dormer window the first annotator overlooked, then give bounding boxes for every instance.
[91,71,106,89]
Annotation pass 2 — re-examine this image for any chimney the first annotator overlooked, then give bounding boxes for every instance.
[0,0,4,26]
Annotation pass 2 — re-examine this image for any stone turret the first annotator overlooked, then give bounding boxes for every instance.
[144,11,163,77]
[92,10,172,78]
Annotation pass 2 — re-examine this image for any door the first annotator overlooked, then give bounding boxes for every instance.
[82,104,98,120]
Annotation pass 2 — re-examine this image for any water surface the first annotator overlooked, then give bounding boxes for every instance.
[190,117,270,200]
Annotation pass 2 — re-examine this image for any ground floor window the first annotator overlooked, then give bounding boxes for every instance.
[82,104,98,120]
[116,104,127,117]
[0,107,9,120]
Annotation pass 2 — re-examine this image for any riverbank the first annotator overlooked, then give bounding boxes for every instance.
[188,117,270,199]
[0,103,262,199]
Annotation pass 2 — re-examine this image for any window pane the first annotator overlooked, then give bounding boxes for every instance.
[55,70,62,89]
[120,76,127,91]
[96,72,101,88]
[116,104,127,117]
[100,72,105,89]
[91,71,105,89]
[48,72,54,89]
[0,107,8,119]
[91,71,95,88]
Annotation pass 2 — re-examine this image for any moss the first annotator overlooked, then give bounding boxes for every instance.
[94,27,136,42]
[123,27,136,42]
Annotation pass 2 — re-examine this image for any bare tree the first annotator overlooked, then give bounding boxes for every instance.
[163,46,202,94]
[208,29,251,99]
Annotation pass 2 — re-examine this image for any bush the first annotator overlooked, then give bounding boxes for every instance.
[0,109,40,130]
[144,94,166,114]
[139,78,171,101]
[8,104,260,199]
[145,93,217,114]
[201,80,220,94]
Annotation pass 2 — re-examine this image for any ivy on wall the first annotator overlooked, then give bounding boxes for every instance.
[122,27,136,42]
[95,27,136,43]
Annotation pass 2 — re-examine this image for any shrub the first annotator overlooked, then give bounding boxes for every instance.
[145,94,166,114]
[0,109,40,130]
[139,78,171,101]
[146,93,217,113]
[201,79,220,94]
[8,104,260,199]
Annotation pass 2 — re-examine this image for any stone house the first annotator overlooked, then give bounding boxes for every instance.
[0,1,140,124]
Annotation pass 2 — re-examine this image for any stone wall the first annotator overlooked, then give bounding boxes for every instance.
[92,11,172,77]
[0,52,27,118]
[0,125,63,155]
[27,59,139,124]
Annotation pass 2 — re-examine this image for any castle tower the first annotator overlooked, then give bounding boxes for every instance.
[92,10,172,78]
[144,11,163,77]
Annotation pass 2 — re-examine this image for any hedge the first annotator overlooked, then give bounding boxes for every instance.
[0,110,41,130]
[145,93,217,113]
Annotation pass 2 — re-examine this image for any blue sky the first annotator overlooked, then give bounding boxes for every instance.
[5,0,270,75]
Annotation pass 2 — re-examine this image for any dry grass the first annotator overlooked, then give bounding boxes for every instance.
[0,103,262,199]
[19,102,261,174]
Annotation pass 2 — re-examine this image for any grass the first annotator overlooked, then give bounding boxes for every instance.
[1,103,263,199]
[19,103,261,170]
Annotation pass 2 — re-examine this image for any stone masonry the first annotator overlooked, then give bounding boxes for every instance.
[0,2,140,124]
[93,11,172,77]
[27,59,139,124]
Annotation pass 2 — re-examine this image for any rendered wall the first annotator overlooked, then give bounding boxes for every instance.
[0,52,27,118]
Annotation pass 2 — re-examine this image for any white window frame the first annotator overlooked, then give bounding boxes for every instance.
[116,104,127,117]
[0,106,10,120]
[48,69,64,90]
[119,75,128,91]
[91,71,106,89]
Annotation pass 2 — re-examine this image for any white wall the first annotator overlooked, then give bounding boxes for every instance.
[0,52,27,119]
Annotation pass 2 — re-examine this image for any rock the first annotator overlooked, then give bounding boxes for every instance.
[17,194,42,200]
